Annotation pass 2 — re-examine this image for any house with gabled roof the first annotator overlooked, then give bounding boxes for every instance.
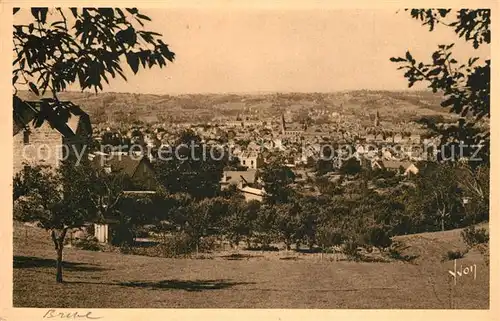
[89,153,159,191]
[239,151,264,170]
[220,169,258,189]
[220,169,265,201]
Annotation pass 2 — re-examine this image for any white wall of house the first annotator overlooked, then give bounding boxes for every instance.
[94,223,109,243]
[13,122,64,175]
[242,191,263,202]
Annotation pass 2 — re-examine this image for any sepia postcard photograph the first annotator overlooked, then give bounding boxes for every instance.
[0,1,497,319]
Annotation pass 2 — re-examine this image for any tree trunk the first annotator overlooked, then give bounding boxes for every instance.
[440,209,446,231]
[51,228,68,283]
[56,246,63,283]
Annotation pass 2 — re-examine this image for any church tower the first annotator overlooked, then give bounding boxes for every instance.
[281,113,286,134]
[374,111,380,127]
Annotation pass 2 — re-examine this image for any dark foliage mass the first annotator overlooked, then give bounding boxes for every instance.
[15,152,489,272]
[153,130,225,199]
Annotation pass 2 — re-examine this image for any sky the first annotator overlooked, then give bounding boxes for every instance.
[14,8,491,94]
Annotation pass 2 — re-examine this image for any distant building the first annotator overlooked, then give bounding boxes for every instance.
[239,185,265,202]
[239,151,264,170]
[247,141,261,151]
[410,134,421,144]
[90,153,159,191]
[393,133,403,143]
[371,159,419,176]
[220,170,258,189]
[226,120,244,128]
[90,153,160,244]
[220,169,265,202]
[381,148,393,160]
[365,134,375,142]
[281,113,305,137]
[243,120,264,127]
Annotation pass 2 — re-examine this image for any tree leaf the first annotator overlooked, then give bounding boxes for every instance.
[30,8,38,20]
[390,57,406,62]
[405,51,414,63]
[137,13,151,21]
[115,8,125,18]
[116,27,137,46]
[98,8,114,16]
[126,52,139,74]
[468,57,479,66]
[427,68,441,76]
[438,9,450,17]
[29,82,40,96]
[70,8,78,18]
[31,8,48,24]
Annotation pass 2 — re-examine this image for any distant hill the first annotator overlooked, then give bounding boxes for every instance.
[15,90,449,124]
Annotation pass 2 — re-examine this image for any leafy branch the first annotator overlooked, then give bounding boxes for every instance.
[13,7,175,128]
[390,9,490,164]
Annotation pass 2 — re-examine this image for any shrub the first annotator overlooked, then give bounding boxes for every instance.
[134,227,150,238]
[475,243,489,266]
[342,240,362,261]
[316,225,345,251]
[118,232,196,258]
[159,232,194,257]
[250,233,276,250]
[386,240,419,263]
[73,236,102,251]
[198,236,218,253]
[249,244,280,251]
[119,244,156,257]
[442,249,467,262]
[110,224,135,246]
[362,226,392,250]
[461,226,489,248]
[119,244,133,254]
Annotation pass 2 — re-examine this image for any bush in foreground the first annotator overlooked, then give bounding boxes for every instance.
[73,236,102,252]
[442,249,467,262]
[461,226,489,248]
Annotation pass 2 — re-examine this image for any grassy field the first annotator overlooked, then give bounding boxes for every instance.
[13,222,489,309]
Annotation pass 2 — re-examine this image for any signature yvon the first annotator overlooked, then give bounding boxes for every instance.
[448,259,477,285]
